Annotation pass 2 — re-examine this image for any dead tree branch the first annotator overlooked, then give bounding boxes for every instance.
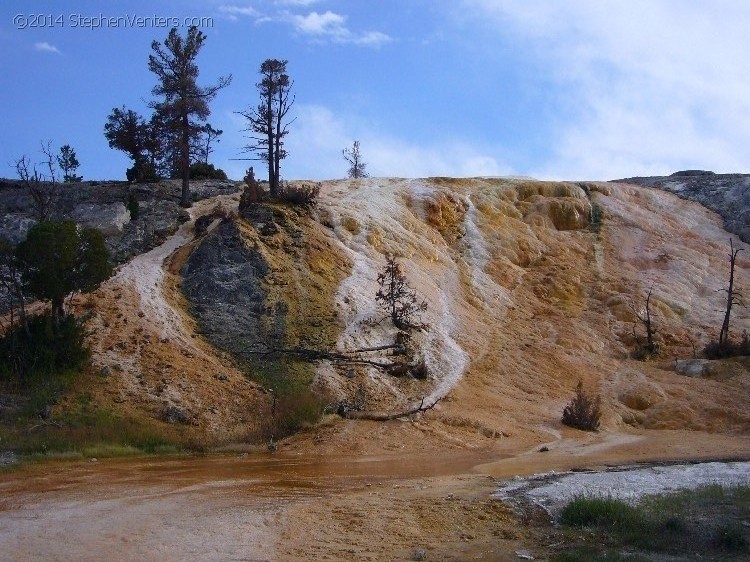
[344,396,442,421]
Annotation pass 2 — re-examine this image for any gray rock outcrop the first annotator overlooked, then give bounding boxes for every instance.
[70,202,130,237]
[181,220,272,354]
[0,178,241,263]
[616,171,750,242]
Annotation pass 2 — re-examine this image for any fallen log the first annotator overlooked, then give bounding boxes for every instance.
[236,346,404,370]
[344,396,442,421]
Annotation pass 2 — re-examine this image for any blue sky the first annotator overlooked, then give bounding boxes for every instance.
[2,1,749,181]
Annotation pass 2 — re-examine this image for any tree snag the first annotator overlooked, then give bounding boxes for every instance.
[343,140,368,179]
[719,239,745,349]
[631,286,659,358]
[343,396,442,421]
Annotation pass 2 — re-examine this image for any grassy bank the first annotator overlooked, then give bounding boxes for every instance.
[550,484,750,560]
[0,373,187,462]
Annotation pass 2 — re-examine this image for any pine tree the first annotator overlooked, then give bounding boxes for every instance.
[375,256,427,330]
[57,144,82,182]
[343,140,368,179]
[148,26,231,207]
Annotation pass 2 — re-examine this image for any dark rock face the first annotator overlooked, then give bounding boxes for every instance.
[616,172,750,242]
[109,198,182,263]
[181,220,272,354]
[162,405,190,424]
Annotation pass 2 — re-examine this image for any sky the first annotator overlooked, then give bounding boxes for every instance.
[1,0,749,182]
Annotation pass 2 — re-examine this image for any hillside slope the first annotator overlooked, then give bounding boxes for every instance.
[52,176,749,455]
[300,178,750,452]
[85,176,745,455]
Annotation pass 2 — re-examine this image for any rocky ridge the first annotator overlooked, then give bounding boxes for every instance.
[0,178,239,262]
[616,170,750,243]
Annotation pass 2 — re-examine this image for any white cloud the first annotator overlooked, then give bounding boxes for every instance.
[354,31,392,47]
[287,10,392,46]
[218,4,392,47]
[218,4,259,22]
[462,0,750,179]
[34,42,61,54]
[283,104,512,179]
[276,0,319,6]
[290,10,346,37]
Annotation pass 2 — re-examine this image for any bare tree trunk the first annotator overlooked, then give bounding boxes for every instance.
[266,88,276,198]
[180,113,191,208]
[720,239,743,347]
[644,289,655,351]
[274,109,281,192]
[631,286,658,355]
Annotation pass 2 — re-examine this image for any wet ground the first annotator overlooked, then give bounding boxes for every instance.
[2,429,750,560]
[0,450,508,561]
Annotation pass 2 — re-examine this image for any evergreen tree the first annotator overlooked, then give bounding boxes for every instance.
[104,107,160,182]
[57,144,82,182]
[375,256,427,330]
[16,221,111,324]
[343,140,368,179]
[148,26,231,207]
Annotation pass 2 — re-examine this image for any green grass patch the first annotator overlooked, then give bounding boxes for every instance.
[553,485,750,560]
[560,497,644,530]
[0,382,184,458]
[243,357,327,441]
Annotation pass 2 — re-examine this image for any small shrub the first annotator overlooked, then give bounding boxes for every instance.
[704,331,750,359]
[126,191,139,220]
[0,311,89,382]
[277,181,320,206]
[589,202,603,233]
[260,386,325,441]
[126,162,160,183]
[189,162,228,180]
[562,381,601,431]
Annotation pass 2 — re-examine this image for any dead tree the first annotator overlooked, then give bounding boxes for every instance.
[199,124,222,164]
[0,239,29,334]
[343,140,368,179]
[631,286,659,357]
[344,396,442,421]
[376,256,427,330]
[15,142,59,221]
[719,239,745,348]
[238,343,407,371]
[237,59,294,198]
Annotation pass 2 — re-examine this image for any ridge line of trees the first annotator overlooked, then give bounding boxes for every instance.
[104,26,231,203]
